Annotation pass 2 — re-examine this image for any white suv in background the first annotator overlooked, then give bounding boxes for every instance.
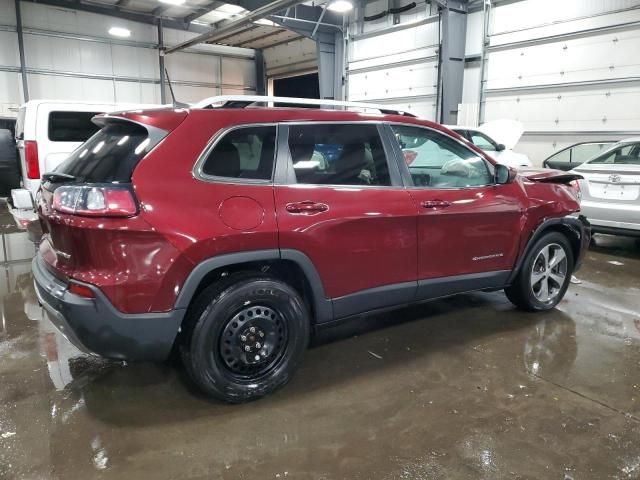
[11,100,160,227]
[448,120,533,168]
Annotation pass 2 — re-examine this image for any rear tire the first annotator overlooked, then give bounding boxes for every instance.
[181,273,310,403]
[505,232,574,311]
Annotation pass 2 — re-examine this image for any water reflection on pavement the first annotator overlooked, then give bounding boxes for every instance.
[0,229,639,479]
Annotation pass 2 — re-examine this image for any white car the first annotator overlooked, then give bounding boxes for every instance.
[570,138,640,237]
[10,99,161,227]
[446,120,532,168]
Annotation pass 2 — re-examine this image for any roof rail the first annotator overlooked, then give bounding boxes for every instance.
[191,95,416,117]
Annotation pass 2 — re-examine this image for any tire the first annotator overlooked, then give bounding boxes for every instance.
[180,273,310,403]
[505,232,574,311]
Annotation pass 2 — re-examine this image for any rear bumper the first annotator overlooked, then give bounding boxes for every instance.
[572,214,591,271]
[32,254,184,361]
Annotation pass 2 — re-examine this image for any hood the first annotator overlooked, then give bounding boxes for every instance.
[479,119,525,150]
[518,167,583,184]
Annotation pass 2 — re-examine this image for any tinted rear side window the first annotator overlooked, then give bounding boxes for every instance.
[288,124,391,186]
[48,111,101,142]
[201,126,276,180]
[55,122,153,183]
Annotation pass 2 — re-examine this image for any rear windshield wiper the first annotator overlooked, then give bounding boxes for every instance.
[42,172,77,183]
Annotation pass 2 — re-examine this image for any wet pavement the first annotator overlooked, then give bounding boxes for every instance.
[1,204,639,479]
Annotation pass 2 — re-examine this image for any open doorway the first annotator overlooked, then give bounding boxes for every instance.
[272,72,320,99]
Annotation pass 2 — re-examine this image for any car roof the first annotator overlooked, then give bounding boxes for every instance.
[116,106,453,133]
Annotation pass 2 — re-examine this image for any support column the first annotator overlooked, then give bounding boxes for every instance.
[438,1,467,125]
[316,31,344,100]
[158,19,166,104]
[15,0,29,102]
[255,49,266,95]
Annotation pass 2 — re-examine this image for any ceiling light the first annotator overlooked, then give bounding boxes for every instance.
[108,27,131,37]
[254,18,276,26]
[327,0,353,12]
[215,4,246,14]
[159,0,186,5]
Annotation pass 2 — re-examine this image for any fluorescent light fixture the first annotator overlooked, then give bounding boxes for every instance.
[190,19,209,25]
[159,0,186,5]
[216,4,245,14]
[108,26,131,37]
[253,18,276,26]
[327,0,353,12]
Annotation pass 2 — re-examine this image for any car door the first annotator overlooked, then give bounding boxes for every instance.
[544,142,616,171]
[273,122,418,319]
[388,123,526,299]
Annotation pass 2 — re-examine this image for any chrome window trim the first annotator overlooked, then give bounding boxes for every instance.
[387,121,497,191]
[192,123,279,185]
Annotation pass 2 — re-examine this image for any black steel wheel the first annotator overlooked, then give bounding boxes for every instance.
[181,273,309,403]
[219,305,288,378]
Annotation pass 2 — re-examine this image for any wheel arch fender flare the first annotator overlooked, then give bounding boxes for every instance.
[507,215,590,284]
[174,249,333,324]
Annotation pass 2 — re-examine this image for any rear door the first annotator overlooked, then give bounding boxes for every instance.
[545,142,616,171]
[273,122,418,319]
[388,123,525,298]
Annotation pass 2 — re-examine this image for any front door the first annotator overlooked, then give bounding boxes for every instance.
[274,122,418,319]
[388,124,526,298]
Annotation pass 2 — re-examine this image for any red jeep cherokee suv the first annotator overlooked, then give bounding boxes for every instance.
[33,97,590,402]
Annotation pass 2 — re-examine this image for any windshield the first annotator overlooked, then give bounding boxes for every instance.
[54,122,155,183]
[583,142,640,166]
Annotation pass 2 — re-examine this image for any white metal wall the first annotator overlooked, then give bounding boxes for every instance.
[462,0,640,165]
[347,0,438,119]
[0,0,257,116]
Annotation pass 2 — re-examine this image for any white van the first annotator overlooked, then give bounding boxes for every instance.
[11,100,161,227]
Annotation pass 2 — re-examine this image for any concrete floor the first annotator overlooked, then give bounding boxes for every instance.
[1,207,639,480]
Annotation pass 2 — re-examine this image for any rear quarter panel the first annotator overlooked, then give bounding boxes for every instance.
[132,110,281,311]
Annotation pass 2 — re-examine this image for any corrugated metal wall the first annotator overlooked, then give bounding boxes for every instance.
[462,0,640,165]
[347,0,438,119]
[0,0,257,116]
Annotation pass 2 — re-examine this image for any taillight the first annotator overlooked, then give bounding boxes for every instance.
[570,179,582,202]
[52,185,137,217]
[68,281,95,298]
[24,140,40,179]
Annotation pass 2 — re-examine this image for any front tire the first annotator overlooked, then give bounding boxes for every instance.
[505,232,574,311]
[181,274,310,403]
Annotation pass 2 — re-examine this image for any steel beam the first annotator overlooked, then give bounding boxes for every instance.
[15,0,29,102]
[19,0,210,33]
[164,0,305,54]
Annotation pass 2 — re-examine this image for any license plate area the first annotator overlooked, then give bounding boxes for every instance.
[588,182,639,201]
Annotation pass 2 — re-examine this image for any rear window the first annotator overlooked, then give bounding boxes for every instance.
[48,111,101,142]
[201,126,276,180]
[54,122,154,183]
[586,143,640,166]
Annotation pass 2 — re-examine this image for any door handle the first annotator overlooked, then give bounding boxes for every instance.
[421,200,451,209]
[285,201,329,214]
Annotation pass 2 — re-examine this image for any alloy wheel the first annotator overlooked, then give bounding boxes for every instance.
[530,243,568,303]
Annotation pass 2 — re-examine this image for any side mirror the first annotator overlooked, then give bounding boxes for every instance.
[495,164,512,184]
[496,143,506,152]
